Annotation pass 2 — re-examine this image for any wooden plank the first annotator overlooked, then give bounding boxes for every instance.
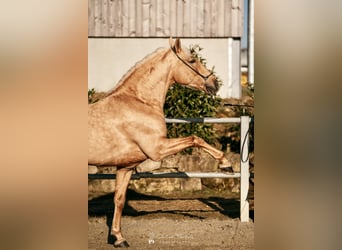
[216,0,225,37]
[112,0,120,36]
[135,0,143,36]
[169,0,176,37]
[103,0,110,36]
[121,0,129,36]
[113,0,122,36]
[196,0,204,37]
[88,0,95,36]
[162,0,170,36]
[183,0,191,36]
[142,0,150,36]
[118,0,124,36]
[155,0,163,36]
[231,0,239,36]
[108,0,114,36]
[94,0,102,36]
[176,0,184,36]
[128,0,136,36]
[237,0,243,37]
[203,0,211,36]
[149,0,157,36]
[189,0,197,37]
[111,0,117,36]
[210,0,218,36]
[224,0,231,36]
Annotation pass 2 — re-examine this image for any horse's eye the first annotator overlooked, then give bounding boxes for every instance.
[189,58,196,64]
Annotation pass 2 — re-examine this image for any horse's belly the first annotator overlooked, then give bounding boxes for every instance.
[88,129,147,166]
[89,146,147,166]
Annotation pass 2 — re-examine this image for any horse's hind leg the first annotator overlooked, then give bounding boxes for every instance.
[111,167,133,248]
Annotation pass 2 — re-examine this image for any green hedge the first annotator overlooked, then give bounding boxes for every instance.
[164,84,221,151]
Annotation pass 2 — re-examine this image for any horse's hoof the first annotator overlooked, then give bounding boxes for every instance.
[114,240,130,248]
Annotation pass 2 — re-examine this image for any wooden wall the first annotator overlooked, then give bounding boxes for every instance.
[88,0,243,37]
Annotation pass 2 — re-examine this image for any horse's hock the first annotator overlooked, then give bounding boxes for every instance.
[88,150,241,196]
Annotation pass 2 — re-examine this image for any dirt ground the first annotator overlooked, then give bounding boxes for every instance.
[88,187,254,249]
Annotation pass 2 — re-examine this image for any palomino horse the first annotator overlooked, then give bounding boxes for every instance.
[88,38,230,247]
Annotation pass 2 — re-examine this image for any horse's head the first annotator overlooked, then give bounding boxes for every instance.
[169,38,219,95]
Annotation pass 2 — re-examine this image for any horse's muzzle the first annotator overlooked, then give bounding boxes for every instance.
[204,78,219,95]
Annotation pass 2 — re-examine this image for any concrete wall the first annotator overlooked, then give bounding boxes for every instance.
[88,38,241,98]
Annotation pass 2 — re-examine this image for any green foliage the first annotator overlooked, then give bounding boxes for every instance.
[189,44,207,65]
[88,88,107,104]
[88,88,96,104]
[164,84,222,153]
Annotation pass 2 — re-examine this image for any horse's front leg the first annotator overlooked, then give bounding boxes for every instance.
[191,136,232,169]
[112,167,133,248]
[143,136,231,167]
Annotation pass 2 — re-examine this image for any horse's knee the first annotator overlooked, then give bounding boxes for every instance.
[114,193,126,208]
[148,153,162,162]
[114,198,124,207]
[192,135,205,145]
[144,146,163,161]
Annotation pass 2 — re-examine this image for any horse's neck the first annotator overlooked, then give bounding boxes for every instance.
[111,49,174,109]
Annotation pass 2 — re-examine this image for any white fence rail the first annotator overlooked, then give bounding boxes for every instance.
[88,116,251,222]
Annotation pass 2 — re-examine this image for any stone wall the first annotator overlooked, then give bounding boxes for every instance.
[88,149,242,199]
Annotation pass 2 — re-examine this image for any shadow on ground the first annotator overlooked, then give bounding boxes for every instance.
[88,188,253,244]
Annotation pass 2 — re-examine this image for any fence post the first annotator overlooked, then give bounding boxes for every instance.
[240,116,250,222]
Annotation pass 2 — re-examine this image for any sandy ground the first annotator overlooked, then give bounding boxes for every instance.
[88,188,254,249]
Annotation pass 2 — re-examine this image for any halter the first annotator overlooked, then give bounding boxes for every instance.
[171,46,214,81]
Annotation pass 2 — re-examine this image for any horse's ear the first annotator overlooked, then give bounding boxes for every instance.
[169,37,182,53]
[174,38,182,53]
[169,37,174,49]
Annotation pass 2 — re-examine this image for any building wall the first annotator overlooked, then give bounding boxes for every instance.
[88,0,243,38]
[88,0,243,98]
[88,38,240,98]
